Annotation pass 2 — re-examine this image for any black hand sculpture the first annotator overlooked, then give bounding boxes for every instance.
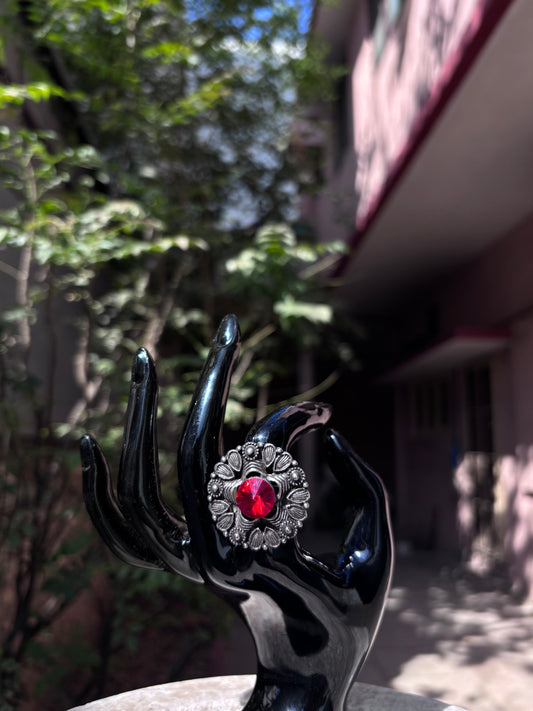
[80,314,393,711]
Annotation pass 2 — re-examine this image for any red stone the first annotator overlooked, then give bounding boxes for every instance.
[236,477,276,519]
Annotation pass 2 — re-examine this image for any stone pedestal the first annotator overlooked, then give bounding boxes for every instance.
[68,674,467,711]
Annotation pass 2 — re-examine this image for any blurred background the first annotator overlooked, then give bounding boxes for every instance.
[0,1,532,710]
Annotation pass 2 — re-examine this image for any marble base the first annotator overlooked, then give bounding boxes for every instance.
[67,674,467,711]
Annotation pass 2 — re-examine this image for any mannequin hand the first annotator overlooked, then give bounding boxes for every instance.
[81,315,393,711]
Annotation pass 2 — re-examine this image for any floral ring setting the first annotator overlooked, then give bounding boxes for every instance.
[207,441,310,550]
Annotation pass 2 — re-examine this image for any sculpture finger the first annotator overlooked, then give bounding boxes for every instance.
[118,348,201,582]
[323,429,392,592]
[246,401,332,449]
[177,314,241,570]
[80,434,164,570]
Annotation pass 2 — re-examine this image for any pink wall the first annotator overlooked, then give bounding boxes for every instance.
[436,215,533,596]
[439,215,533,331]
[503,313,533,597]
[351,0,481,221]
[307,0,483,242]
[387,211,533,593]
[439,215,533,450]
[497,448,533,597]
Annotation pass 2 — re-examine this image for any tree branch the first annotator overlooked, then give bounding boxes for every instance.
[143,260,187,357]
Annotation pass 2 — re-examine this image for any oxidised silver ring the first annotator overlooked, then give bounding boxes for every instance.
[207,442,310,550]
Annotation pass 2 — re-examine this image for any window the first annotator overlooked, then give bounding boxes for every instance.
[333,68,351,169]
[410,378,450,435]
[368,0,405,63]
[466,365,493,452]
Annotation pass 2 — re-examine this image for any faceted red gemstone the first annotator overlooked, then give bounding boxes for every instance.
[236,477,276,519]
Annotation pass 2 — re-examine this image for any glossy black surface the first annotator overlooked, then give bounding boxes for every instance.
[81,314,393,711]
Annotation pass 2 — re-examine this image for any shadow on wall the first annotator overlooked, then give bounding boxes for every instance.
[453,448,533,598]
[497,447,533,598]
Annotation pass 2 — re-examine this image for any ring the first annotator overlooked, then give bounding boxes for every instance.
[207,441,310,550]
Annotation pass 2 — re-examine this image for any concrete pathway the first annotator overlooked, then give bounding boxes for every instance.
[359,551,533,711]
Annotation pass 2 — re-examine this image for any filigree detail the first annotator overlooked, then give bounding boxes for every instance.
[207,442,310,550]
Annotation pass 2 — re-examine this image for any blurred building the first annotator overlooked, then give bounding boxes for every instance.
[302,0,533,597]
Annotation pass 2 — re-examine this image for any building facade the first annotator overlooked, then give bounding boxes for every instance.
[305,0,533,597]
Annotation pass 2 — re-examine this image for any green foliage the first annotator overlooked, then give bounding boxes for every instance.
[0,82,80,107]
[0,657,21,711]
[0,1,351,707]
